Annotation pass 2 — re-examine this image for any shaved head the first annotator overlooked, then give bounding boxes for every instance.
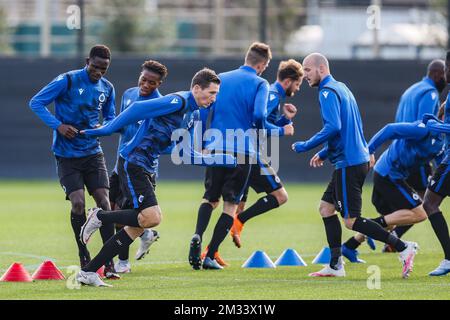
[427,59,445,75]
[426,59,446,92]
[303,53,330,70]
[302,53,331,87]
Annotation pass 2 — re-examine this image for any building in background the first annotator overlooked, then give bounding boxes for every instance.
[0,0,447,59]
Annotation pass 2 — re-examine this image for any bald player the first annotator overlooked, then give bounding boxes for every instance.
[292,53,418,278]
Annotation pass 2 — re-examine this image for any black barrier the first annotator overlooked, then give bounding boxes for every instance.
[0,57,437,181]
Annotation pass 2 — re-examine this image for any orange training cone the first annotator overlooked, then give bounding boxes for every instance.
[0,263,33,282]
[32,260,65,280]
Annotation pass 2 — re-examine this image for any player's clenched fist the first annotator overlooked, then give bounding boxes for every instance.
[283,123,294,136]
[283,103,297,119]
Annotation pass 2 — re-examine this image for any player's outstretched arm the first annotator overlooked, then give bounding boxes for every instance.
[368,122,428,154]
[292,90,341,153]
[82,94,184,137]
[426,119,450,134]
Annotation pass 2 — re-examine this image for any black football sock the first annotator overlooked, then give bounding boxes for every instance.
[70,211,90,259]
[116,225,129,261]
[206,214,234,259]
[392,224,413,238]
[371,216,388,228]
[238,194,279,224]
[195,203,214,240]
[323,215,342,269]
[428,211,450,260]
[82,229,134,273]
[352,217,407,252]
[343,236,362,250]
[97,209,140,227]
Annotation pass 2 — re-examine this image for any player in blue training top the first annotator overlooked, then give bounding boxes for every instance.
[75,68,221,287]
[342,111,446,263]
[191,59,302,267]
[422,50,450,276]
[188,43,294,271]
[111,60,168,274]
[229,59,302,248]
[386,59,445,250]
[29,45,118,277]
[292,53,418,278]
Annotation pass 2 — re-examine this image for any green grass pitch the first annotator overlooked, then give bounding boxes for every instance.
[0,180,449,300]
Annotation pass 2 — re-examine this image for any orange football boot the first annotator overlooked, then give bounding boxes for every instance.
[230,216,244,248]
[201,246,229,267]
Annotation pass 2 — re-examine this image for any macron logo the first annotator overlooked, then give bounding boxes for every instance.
[431,92,437,100]
[126,99,131,106]
[269,94,276,101]
[322,91,329,98]
[170,98,179,104]
[78,88,84,95]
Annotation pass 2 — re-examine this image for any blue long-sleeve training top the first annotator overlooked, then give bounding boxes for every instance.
[112,87,162,173]
[369,116,446,180]
[29,67,115,158]
[204,65,269,156]
[395,77,439,123]
[292,75,369,169]
[263,81,293,136]
[84,91,198,173]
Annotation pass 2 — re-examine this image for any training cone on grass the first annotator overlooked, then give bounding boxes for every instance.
[32,260,65,280]
[242,250,276,268]
[0,262,33,282]
[275,248,307,266]
[312,247,331,264]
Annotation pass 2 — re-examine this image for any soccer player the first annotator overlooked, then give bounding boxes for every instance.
[111,60,168,274]
[195,59,302,266]
[292,53,418,278]
[75,68,221,287]
[385,59,446,249]
[342,110,446,263]
[422,51,450,276]
[29,45,118,277]
[229,59,302,248]
[189,43,294,270]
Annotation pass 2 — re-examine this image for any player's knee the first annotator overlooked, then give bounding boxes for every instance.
[413,206,428,223]
[318,201,335,217]
[209,201,220,210]
[97,198,110,211]
[202,199,219,210]
[343,218,355,230]
[423,200,438,216]
[273,188,288,206]
[71,199,85,215]
[139,208,162,228]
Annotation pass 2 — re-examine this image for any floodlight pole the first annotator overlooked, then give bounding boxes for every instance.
[77,0,85,66]
[448,0,450,49]
[259,0,267,43]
